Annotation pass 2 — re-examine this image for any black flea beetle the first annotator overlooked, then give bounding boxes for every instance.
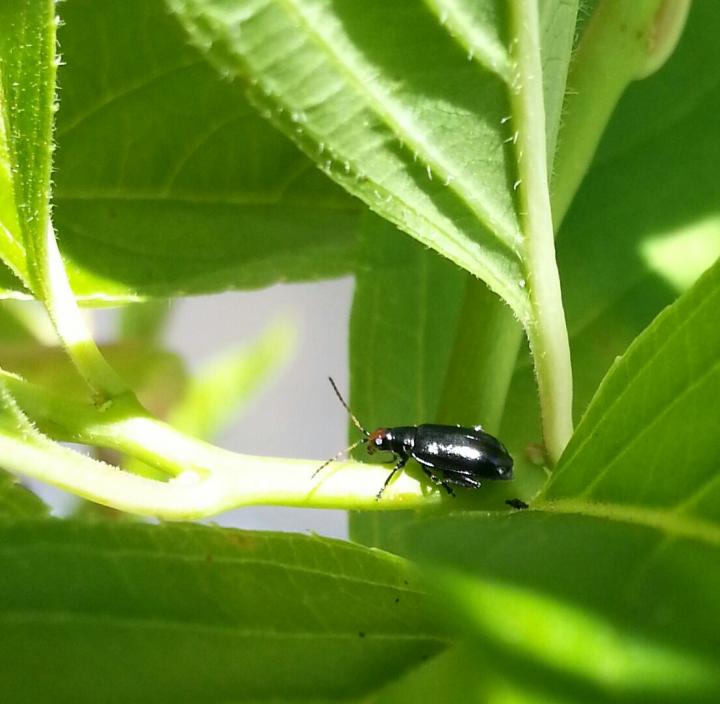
[314,378,514,499]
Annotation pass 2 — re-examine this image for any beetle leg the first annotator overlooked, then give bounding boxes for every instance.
[421,468,455,497]
[376,456,408,500]
[413,456,455,496]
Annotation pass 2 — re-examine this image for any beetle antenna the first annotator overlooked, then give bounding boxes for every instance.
[328,376,369,436]
[312,438,365,479]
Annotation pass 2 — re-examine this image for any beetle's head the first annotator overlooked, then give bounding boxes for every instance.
[367,428,391,454]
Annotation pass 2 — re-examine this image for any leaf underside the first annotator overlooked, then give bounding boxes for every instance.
[166,0,549,320]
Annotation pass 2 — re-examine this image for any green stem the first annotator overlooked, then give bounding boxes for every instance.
[509,0,573,463]
[0,431,437,517]
[11,7,127,401]
[0,372,442,517]
[39,221,128,400]
[551,0,690,225]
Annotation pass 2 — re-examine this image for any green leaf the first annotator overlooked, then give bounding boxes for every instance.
[364,646,488,704]
[0,471,47,517]
[401,262,720,700]
[406,512,720,703]
[347,219,543,550]
[361,642,617,704]
[0,118,25,285]
[349,219,466,433]
[0,1,126,401]
[348,217,465,548]
[0,519,445,703]
[167,0,577,323]
[0,266,28,298]
[42,0,360,302]
[538,0,579,168]
[501,2,720,478]
[349,227,522,443]
[0,0,56,290]
[560,1,720,332]
[0,342,187,414]
[0,0,362,301]
[435,279,522,435]
[0,384,49,517]
[364,645,559,704]
[0,300,55,342]
[542,258,720,515]
[551,0,690,222]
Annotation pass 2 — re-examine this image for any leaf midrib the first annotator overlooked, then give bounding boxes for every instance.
[537,498,720,546]
[0,609,443,640]
[0,542,425,593]
[276,0,520,247]
[425,0,512,80]
[54,191,359,209]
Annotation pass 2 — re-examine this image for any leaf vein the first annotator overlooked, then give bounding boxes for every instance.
[578,354,720,499]
[0,610,443,641]
[555,289,718,475]
[56,60,202,138]
[538,498,720,546]
[277,0,520,247]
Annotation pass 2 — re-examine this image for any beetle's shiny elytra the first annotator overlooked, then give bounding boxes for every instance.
[314,378,514,499]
